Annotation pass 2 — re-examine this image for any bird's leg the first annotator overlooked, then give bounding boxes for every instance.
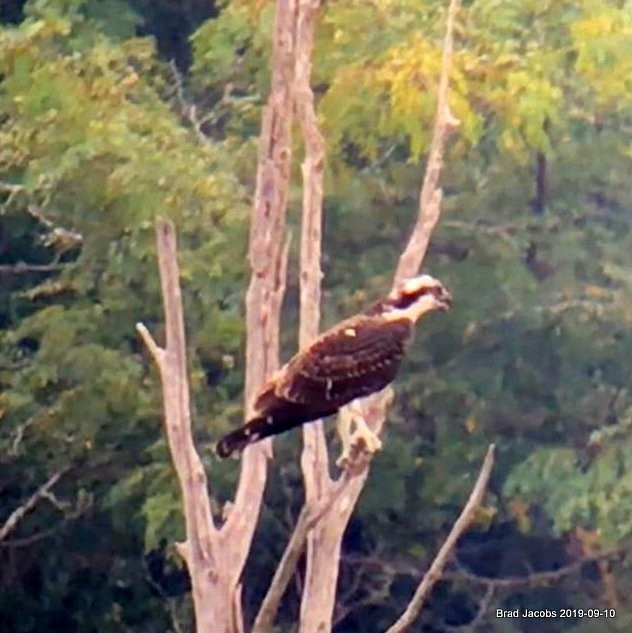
[336,406,353,467]
[336,399,383,468]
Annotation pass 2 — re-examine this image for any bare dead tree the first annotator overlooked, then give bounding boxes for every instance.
[136,215,289,633]
[253,1,482,632]
[136,1,298,631]
[140,1,492,631]
[137,222,222,631]
[261,0,464,633]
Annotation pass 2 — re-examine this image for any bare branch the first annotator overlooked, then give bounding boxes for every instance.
[252,506,312,633]
[336,578,394,628]
[332,0,461,482]
[41,489,71,511]
[0,467,70,543]
[0,262,64,274]
[445,547,624,590]
[0,182,24,194]
[10,415,37,456]
[219,2,297,623]
[463,585,495,632]
[169,60,212,146]
[137,219,220,632]
[252,469,353,633]
[394,0,461,283]
[344,545,625,596]
[0,181,25,209]
[135,322,166,368]
[296,0,325,350]
[1,489,91,549]
[27,205,84,250]
[166,601,186,633]
[386,444,495,633]
[296,0,329,504]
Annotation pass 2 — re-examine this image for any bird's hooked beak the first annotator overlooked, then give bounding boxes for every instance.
[432,284,453,311]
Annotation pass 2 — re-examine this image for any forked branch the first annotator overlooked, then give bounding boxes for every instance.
[0,467,70,543]
[253,0,464,630]
[386,444,495,633]
[136,219,219,631]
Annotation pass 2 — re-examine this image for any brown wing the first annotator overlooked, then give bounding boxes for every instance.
[271,315,412,409]
[216,315,413,458]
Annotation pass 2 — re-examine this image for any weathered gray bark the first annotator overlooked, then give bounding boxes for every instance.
[300,0,463,631]
[137,2,298,631]
[137,220,226,631]
[140,2,488,632]
[219,0,297,602]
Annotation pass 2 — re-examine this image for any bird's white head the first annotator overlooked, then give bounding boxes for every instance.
[383,274,452,323]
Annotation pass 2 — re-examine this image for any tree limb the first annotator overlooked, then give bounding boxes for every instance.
[217,2,297,627]
[394,0,460,283]
[0,262,64,274]
[250,2,337,630]
[0,502,91,548]
[385,444,495,633]
[291,2,350,627]
[252,506,312,633]
[0,467,70,543]
[252,470,352,633]
[463,585,495,632]
[136,322,165,366]
[342,544,625,623]
[296,0,329,504]
[445,547,625,590]
[136,219,220,632]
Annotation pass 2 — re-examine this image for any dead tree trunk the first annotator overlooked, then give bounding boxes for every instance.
[137,221,226,631]
[137,1,298,631]
[218,0,297,608]
[253,1,469,631]
[299,0,463,631]
[140,1,492,632]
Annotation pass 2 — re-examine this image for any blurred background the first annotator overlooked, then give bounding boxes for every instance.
[1,0,631,631]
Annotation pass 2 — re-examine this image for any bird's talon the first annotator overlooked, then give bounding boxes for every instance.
[350,426,383,454]
[336,449,351,469]
[336,413,382,469]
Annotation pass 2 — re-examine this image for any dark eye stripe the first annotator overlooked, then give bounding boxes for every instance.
[392,292,424,309]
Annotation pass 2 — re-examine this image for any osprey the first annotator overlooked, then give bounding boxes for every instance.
[216,274,452,458]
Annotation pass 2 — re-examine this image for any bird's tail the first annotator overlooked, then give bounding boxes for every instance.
[215,402,337,459]
[215,416,272,459]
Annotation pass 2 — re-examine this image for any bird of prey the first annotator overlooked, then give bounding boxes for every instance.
[215,274,452,459]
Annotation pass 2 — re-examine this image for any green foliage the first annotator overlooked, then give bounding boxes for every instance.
[0,2,247,629]
[506,404,632,543]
